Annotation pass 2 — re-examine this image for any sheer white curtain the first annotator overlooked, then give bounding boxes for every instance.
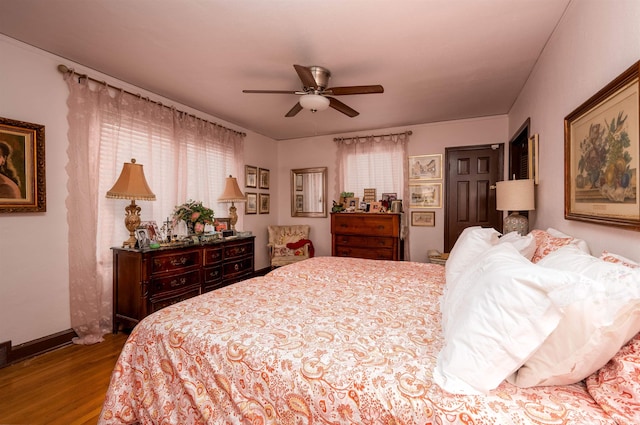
[64,72,244,344]
[335,133,410,258]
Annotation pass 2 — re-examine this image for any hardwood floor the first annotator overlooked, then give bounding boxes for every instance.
[0,332,129,425]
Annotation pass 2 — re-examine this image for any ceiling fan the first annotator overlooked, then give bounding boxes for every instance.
[242,64,384,118]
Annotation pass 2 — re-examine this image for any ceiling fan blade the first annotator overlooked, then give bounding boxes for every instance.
[325,85,384,95]
[243,89,298,94]
[285,102,303,117]
[329,97,359,117]
[293,64,318,90]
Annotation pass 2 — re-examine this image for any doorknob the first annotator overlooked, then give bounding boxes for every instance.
[490,185,497,190]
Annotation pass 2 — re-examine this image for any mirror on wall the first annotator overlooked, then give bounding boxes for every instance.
[291,167,327,217]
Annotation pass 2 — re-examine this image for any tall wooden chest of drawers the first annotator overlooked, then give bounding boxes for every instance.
[112,236,254,332]
[331,213,403,261]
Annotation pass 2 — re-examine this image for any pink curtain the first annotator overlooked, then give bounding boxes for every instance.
[63,72,244,344]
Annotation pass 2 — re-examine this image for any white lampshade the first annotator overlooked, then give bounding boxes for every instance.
[496,179,535,211]
[496,179,535,235]
[299,94,330,112]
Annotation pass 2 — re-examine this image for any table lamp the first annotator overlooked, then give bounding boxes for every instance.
[106,158,156,248]
[218,175,246,231]
[496,179,535,235]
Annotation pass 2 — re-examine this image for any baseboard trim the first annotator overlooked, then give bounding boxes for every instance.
[0,329,77,368]
[254,266,271,277]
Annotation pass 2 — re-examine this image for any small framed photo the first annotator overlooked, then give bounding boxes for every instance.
[381,192,397,209]
[245,165,257,188]
[214,217,230,232]
[411,211,436,227]
[408,154,443,180]
[140,220,159,242]
[0,116,46,213]
[259,193,270,214]
[359,201,369,211]
[370,201,382,213]
[135,227,151,249]
[409,183,442,208]
[295,194,304,212]
[245,192,257,214]
[259,168,270,189]
[345,197,359,209]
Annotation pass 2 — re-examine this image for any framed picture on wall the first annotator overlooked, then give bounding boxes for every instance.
[245,192,257,214]
[409,183,442,208]
[259,193,270,214]
[411,211,435,227]
[259,168,270,189]
[564,61,640,230]
[408,154,442,180]
[0,116,46,213]
[245,165,257,188]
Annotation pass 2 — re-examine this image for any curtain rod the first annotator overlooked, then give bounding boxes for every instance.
[333,130,412,142]
[57,64,246,138]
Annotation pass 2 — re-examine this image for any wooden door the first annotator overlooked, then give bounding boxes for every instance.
[444,144,504,252]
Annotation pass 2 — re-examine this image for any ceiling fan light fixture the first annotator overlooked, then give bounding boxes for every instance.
[299,94,330,112]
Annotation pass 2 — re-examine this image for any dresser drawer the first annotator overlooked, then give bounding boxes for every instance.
[151,269,201,295]
[151,249,201,275]
[335,245,394,261]
[204,245,223,265]
[332,214,398,236]
[224,240,253,260]
[150,287,201,313]
[203,265,223,284]
[334,234,395,248]
[223,257,253,280]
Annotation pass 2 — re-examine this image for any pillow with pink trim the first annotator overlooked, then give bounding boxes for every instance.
[600,250,639,269]
[529,228,590,263]
[586,333,640,425]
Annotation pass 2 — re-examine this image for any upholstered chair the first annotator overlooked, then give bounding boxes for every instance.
[267,225,314,268]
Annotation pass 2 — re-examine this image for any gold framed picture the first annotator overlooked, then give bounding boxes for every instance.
[0,116,46,212]
[564,61,639,230]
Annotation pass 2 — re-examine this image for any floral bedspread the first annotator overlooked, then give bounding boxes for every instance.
[99,256,615,424]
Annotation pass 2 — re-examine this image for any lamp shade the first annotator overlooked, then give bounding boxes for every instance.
[299,94,330,112]
[218,175,246,202]
[496,179,535,211]
[106,159,156,200]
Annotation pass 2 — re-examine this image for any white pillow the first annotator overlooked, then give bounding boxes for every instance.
[512,245,640,387]
[445,226,499,287]
[434,243,588,395]
[497,231,536,261]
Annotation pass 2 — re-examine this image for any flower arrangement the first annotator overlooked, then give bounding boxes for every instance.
[172,200,214,234]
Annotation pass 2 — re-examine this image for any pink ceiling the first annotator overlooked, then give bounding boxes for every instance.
[0,0,570,140]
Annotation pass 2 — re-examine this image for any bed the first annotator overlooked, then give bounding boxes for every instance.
[99,228,640,425]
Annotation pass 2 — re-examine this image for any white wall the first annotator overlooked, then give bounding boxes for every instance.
[276,115,508,261]
[0,35,276,346]
[509,0,640,260]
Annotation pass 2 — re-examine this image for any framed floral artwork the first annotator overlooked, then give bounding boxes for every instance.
[564,61,640,230]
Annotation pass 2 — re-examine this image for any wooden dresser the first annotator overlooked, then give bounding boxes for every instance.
[112,236,254,333]
[331,213,403,261]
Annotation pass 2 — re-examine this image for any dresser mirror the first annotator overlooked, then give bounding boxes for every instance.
[291,167,327,217]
